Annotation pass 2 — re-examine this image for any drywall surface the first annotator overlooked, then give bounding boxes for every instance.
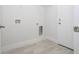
[57,6,73,49]
[1,5,74,52]
[44,6,73,49]
[74,6,79,53]
[0,6,3,53]
[1,6,44,51]
[44,6,58,41]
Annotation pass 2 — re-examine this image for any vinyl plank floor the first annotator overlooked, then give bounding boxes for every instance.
[3,39,74,54]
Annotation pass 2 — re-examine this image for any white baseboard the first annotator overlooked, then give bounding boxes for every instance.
[2,38,43,53]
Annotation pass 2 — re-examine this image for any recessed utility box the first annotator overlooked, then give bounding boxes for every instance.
[74,26,79,32]
[15,19,21,24]
[39,26,43,36]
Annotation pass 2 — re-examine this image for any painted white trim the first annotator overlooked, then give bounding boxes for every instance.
[2,38,43,53]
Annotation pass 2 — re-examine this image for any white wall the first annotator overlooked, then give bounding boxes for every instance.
[44,6,73,49]
[57,6,73,49]
[74,6,79,53]
[1,5,44,52]
[0,30,1,53]
[44,6,58,42]
[1,5,74,52]
[0,6,3,53]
